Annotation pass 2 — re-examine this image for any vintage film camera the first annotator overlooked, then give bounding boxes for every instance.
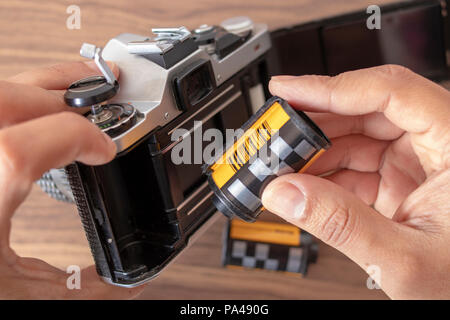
[42,17,273,287]
[38,0,450,287]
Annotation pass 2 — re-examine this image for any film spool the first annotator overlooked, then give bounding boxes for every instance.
[205,96,331,222]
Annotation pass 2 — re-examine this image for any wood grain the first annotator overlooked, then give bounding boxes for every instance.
[1,0,407,299]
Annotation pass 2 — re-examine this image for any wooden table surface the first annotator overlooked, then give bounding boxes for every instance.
[0,0,412,300]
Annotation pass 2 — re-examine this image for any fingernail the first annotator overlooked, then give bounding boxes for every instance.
[271,75,297,82]
[262,180,305,220]
[268,77,292,97]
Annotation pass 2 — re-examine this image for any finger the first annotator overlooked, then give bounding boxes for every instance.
[261,173,416,284]
[324,169,380,206]
[306,134,390,175]
[269,65,450,135]
[0,112,116,221]
[7,61,119,90]
[307,112,403,140]
[270,66,450,174]
[0,61,119,127]
[0,81,86,128]
[0,111,116,181]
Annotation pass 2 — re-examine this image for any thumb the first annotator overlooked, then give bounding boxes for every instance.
[261,173,405,270]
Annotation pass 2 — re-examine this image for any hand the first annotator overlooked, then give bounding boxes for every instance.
[0,62,144,299]
[262,65,450,299]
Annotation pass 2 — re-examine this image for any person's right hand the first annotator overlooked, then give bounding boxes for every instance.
[262,65,450,299]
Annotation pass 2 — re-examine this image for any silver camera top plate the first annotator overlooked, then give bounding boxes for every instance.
[100,22,271,153]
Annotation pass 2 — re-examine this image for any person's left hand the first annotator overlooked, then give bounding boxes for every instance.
[0,62,145,299]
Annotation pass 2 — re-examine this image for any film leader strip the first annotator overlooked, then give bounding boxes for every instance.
[223,219,317,275]
[210,101,324,213]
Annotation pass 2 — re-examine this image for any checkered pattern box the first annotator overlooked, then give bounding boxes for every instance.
[223,219,318,275]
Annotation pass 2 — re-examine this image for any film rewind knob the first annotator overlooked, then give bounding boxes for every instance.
[64,43,136,135]
[64,43,119,114]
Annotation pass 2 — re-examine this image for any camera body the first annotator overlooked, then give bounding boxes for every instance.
[62,18,271,287]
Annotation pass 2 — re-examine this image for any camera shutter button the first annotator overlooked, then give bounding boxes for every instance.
[194,24,214,34]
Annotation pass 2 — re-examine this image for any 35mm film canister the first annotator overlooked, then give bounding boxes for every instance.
[205,96,331,222]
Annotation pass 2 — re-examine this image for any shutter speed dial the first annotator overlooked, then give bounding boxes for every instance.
[64,43,137,136]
